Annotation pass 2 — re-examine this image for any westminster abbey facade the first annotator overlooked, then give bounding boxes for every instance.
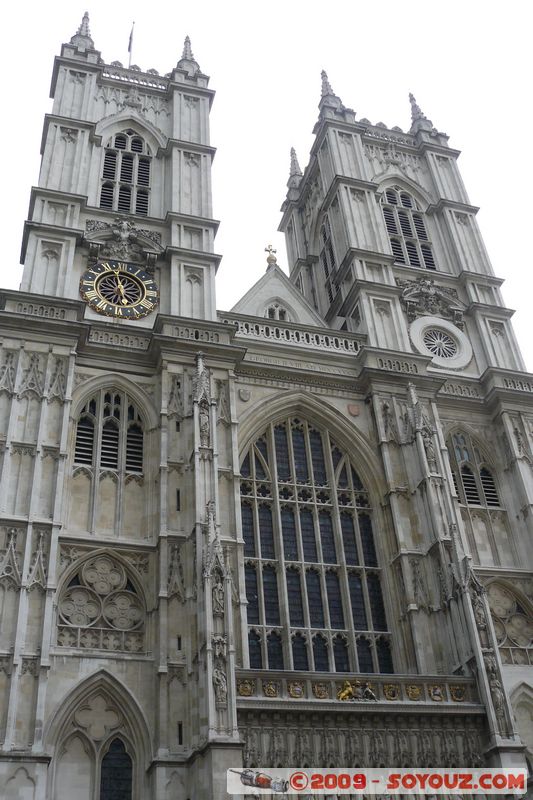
[0,13,531,799]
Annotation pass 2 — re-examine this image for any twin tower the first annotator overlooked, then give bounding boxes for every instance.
[0,12,531,800]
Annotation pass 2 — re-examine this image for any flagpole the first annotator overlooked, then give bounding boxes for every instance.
[128,21,135,68]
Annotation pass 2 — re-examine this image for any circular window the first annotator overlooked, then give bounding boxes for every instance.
[410,316,473,369]
[422,329,458,358]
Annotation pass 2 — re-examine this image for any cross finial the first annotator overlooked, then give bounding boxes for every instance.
[265,245,277,269]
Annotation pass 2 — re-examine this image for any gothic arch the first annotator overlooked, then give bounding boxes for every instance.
[55,547,149,607]
[443,422,502,470]
[238,390,387,504]
[377,174,433,210]
[45,668,152,771]
[70,375,158,430]
[237,390,399,673]
[509,682,533,758]
[95,113,167,154]
[261,296,299,322]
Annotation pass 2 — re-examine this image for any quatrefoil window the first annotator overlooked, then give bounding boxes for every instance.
[58,555,145,653]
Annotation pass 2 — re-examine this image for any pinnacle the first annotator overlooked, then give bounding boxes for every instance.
[182,35,195,61]
[289,147,303,178]
[321,70,335,98]
[409,92,426,122]
[70,11,95,50]
[177,34,200,73]
[408,92,436,134]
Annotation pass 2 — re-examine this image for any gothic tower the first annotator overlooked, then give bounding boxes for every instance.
[0,14,531,800]
[0,14,241,799]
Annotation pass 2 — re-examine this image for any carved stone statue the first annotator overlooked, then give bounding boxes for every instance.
[213,666,227,706]
[212,572,225,616]
[421,425,437,472]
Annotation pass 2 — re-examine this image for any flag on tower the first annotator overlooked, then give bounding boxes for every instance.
[128,22,134,54]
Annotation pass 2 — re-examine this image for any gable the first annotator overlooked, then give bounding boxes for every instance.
[229,265,325,326]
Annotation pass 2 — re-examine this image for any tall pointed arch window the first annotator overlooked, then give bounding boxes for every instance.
[74,390,144,475]
[99,130,151,216]
[446,431,515,567]
[381,186,436,270]
[240,418,393,673]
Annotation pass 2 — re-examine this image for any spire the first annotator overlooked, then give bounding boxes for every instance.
[182,35,194,61]
[317,70,350,120]
[287,147,303,190]
[177,34,200,75]
[321,70,335,98]
[408,93,435,134]
[70,11,95,50]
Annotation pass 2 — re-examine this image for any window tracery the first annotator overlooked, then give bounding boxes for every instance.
[446,431,515,566]
[265,302,290,322]
[57,554,145,653]
[74,390,144,475]
[99,129,151,216]
[241,418,393,673]
[486,583,533,666]
[381,186,436,270]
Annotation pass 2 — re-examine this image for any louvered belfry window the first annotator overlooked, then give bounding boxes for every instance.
[240,418,393,673]
[381,186,436,270]
[74,390,144,474]
[99,130,151,216]
[448,431,501,508]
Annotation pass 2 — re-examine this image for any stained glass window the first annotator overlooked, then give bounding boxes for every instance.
[100,739,132,800]
[241,418,392,672]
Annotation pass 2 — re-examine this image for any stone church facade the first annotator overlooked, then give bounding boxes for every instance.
[0,12,531,800]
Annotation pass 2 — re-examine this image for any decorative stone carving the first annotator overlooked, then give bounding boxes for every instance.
[397,277,465,328]
[312,681,330,699]
[194,352,211,447]
[85,218,162,263]
[47,358,67,402]
[0,352,16,396]
[74,694,121,740]
[410,557,429,610]
[212,570,225,616]
[384,683,400,701]
[212,666,227,707]
[18,353,44,399]
[0,655,12,675]
[57,553,145,652]
[20,657,39,676]
[428,685,444,702]
[237,679,255,697]
[167,375,184,420]
[0,529,22,589]
[381,400,398,443]
[168,542,186,603]
[421,424,438,472]
[406,685,422,701]
[262,680,279,698]
[26,530,48,592]
[215,379,231,425]
[288,681,305,698]
[212,635,227,661]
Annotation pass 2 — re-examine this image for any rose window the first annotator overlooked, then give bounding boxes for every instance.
[422,328,457,358]
[487,583,533,665]
[57,554,145,653]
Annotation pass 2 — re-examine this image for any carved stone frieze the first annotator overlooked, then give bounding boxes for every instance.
[397,277,465,328]
[85,218,162,264]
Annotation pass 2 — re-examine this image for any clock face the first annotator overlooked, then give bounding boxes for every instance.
[80,260,159,319]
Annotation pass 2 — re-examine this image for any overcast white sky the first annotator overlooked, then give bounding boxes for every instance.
[3,1,532,369]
